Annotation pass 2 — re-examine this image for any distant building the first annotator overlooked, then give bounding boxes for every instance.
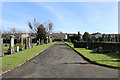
[91,32,102,38]
[51,33,67,39]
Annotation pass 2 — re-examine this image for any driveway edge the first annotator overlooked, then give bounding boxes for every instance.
[64,42,120,70]
[1,42,57,76]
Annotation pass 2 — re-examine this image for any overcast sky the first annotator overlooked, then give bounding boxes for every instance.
[2,2,118,34]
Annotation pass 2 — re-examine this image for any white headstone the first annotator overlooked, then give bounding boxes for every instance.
[8,35,15,54]
[49,38,53,43]
[11,35,15,54]
[17,46,19,52]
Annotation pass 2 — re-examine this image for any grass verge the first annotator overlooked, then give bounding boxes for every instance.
[65,42,120,69]
[1,42,56,72]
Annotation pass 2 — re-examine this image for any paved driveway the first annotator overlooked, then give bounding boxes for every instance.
[2,42,118,78]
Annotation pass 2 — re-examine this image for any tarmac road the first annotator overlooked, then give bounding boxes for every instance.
[2,42,118,78]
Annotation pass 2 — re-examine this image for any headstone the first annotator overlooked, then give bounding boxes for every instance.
[46,37,48,43]
[78,31,80,41]
[16,46,19,52]
[28,36,31,48]
[21,37,23,44]
[0,38,3,57]
[25,38,28,49]
[30,38,32,47]
[118,34,120,42]
[41,39,44,44]
[105,35,108,41]
[8,35,15,54]
[49,38,53,43]
[20,33,29,49]
[113,35,116,42]
[0,32,1,76]
[39,38,40,45]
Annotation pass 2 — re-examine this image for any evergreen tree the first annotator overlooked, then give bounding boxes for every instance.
[37,24,47,44]
[83,32,90,41]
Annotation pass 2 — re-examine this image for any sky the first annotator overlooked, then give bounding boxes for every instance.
[2,2,118,34]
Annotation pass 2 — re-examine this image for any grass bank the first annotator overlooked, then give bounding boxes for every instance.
[65,42,120,69]
[1,42,56,72]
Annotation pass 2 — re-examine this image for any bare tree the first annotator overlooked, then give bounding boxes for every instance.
[28,19,41,34]
[2,28,25,43]
[28,19,48,44]
[11,28,25,43]
[46,22,53,43]
[28,19,54,44]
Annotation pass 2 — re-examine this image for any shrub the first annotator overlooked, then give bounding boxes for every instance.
[69,35,79,43]
[16,43,25,51]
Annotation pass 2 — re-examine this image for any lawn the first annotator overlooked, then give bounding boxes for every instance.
[32,43,37,46]
[65,42,120,69]
[1,42,56,72]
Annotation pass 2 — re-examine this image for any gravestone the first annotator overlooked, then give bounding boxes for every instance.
[25,38,28,49]
[0,38,2,79]
[49,38,53,43]
[16,46,19,52]
[39,38,40,45]
[21,37,23,44]
[46,37,48,43]
[0,38,3,57]
[20,34,29,49]
[8,35,15,54]
[28,36,31,48]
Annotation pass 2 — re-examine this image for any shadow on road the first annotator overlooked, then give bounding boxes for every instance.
[62,62,90,64]
[54,43,66,46]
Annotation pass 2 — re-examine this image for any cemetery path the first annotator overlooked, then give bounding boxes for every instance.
[2,42,118,78]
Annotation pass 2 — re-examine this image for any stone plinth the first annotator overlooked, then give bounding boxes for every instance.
[8,35,15,54]
[0,38,3,57]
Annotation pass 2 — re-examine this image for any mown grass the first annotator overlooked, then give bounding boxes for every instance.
[32,43,37,47]
[65,42,120,69]
[1,42,56,72]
